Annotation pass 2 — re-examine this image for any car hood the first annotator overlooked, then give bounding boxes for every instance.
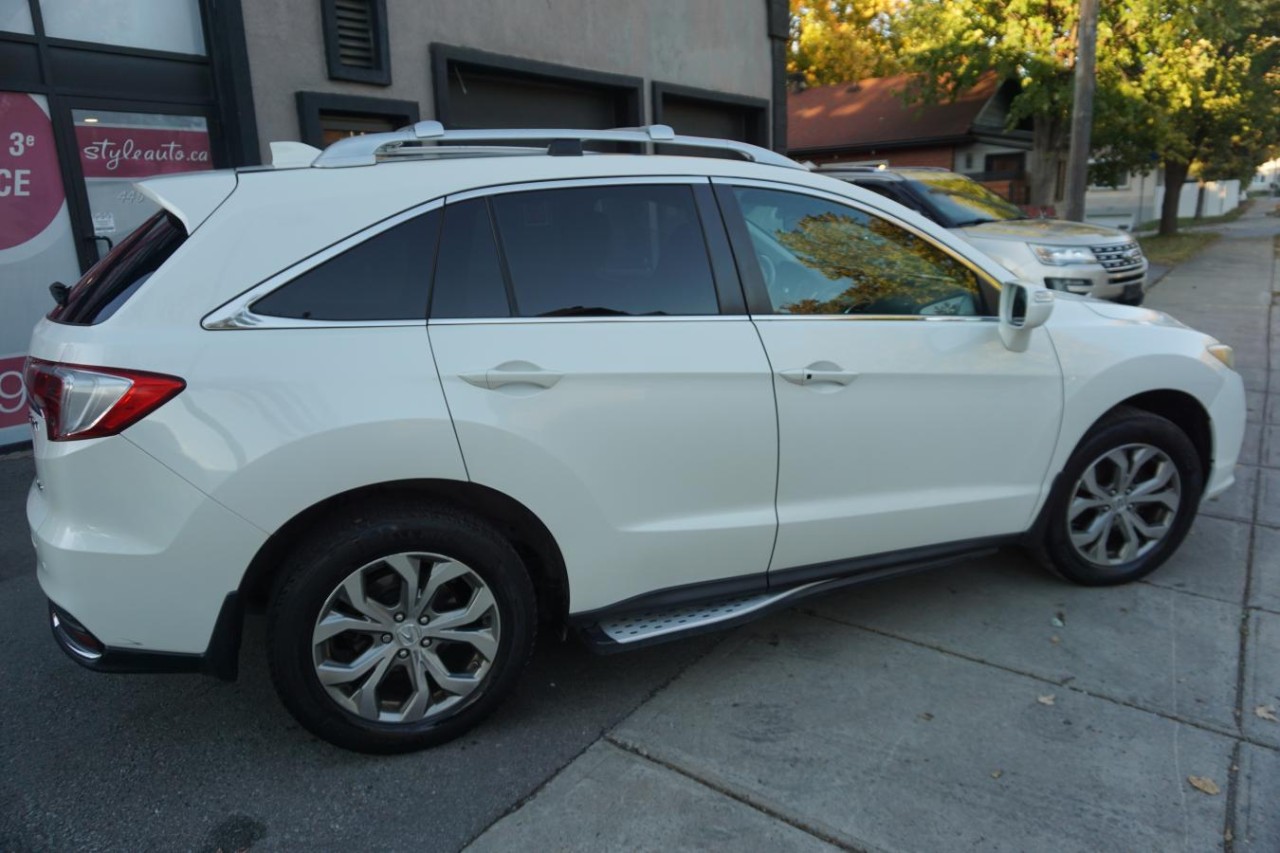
[956,218,1132,246]
[1078,296,1188,328]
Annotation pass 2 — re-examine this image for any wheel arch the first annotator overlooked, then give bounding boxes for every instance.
[1112,389,1212,481]
[238,479,569,627]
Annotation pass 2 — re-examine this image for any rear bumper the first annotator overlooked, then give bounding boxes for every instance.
[28,430,267,661]
[49,595,242,680]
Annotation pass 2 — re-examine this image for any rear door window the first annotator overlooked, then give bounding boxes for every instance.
[51,211,186,325]
[252,210,441,321]
[488,184,720,317]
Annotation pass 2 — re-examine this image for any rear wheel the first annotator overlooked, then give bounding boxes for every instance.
[267,503,535,753]
[1039,407,1203,585]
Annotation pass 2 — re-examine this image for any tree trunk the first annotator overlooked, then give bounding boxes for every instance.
[1194,180,1206,219]
[1029,115,1068,209]
[1160,160,1190,235]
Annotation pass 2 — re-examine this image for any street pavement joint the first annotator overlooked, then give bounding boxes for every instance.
[602,734,870,853]
[808,610,1280,754]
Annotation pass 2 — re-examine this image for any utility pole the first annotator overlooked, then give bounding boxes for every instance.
[1063,0,1099,222]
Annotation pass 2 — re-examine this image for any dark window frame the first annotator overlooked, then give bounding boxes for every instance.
[295,91,419,147]
[320,0,391,86]
[429,43,644,129]
[651,82,769,148]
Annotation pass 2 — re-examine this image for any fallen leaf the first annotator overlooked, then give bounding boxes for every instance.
[1255,704,1278,723]
[1051,612,1065,628]
[1050,635,1062,645]
[991,769,1003,779]
[919,712,934,722]
[1037,694,1056,706]
[1187,776,1220,795]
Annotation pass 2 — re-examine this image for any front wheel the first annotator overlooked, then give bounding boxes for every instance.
[1038,407,1203,585]
[266,503,536,753]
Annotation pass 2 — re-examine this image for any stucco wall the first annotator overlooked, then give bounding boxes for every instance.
[241,0,775,159]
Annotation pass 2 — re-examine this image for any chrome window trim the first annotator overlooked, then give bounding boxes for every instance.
[749,314,998,323]
[427,315,748,326]
[446,174,709,204]
[201,198,445,331]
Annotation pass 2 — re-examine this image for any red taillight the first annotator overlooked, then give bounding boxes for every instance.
[23,357,185,441]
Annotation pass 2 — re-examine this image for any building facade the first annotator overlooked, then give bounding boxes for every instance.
[0,0,787,447]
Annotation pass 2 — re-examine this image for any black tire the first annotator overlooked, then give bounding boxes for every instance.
[267,501,536,754]
[1037,406,1203,585]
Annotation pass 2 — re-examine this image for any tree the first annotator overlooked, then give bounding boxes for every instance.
[1102,0,1280,234]
[892,0,1125,207]
[788,0,902,88]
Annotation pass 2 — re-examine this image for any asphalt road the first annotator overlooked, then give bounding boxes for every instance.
[0,450,717,852]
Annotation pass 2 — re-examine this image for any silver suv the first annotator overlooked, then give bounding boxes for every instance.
[820,166,1148,305]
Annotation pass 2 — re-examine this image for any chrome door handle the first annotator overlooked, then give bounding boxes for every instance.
[779,362,858,387]
[460,361,562,390]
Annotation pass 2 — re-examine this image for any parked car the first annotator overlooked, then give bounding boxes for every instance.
[817,165,1148,305]
[26,124,1243,753]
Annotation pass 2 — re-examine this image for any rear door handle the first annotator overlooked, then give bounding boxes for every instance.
[779,362,858,387]
[460,361,562,390]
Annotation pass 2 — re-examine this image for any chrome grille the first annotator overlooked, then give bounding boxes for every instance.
[1091,241,1145,280]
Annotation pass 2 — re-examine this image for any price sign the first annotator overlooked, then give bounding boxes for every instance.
[0,93,65,251]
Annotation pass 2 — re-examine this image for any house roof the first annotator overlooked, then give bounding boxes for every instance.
[787,71,1003,154]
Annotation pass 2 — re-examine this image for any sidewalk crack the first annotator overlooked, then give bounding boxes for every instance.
[605,735,871,853]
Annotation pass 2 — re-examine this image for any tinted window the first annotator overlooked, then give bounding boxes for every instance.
[429,199,511,319]
[253,210,440,321]
[52,211,186,325]
[490,185,719,317]
[733,187,981,317]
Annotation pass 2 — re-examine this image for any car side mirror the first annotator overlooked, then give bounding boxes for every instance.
[998,281,1054,352]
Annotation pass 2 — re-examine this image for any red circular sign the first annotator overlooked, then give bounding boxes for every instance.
[0,92,66,251]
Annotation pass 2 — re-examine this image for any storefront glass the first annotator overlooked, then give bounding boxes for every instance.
[39,0,206,55]
[72,109,212,258]
[0,0,33,33]
[0,92,80,443]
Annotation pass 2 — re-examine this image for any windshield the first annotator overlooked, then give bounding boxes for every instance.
[907,172,1027,227]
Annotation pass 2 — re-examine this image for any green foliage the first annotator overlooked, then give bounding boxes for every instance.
[788,1,902,87]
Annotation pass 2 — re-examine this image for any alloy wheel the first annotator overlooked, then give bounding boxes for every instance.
[311,552,500,723]
[1067,443,1182,567]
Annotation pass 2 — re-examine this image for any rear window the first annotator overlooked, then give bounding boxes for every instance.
[51,212,187,325]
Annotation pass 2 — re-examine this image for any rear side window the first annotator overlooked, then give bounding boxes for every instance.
[489,185,719,317]
[252,210,441,321]
[51,211,186,325]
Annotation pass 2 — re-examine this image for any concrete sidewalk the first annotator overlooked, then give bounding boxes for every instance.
[465,210,1280,851]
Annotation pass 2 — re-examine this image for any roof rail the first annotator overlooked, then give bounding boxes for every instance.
[310,121,803,170]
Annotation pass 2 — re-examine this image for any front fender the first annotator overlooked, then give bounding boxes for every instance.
[1039,317,1240,514]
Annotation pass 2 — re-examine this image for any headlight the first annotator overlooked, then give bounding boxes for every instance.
[1031,244,1096,265]
[1207,343,1235,368]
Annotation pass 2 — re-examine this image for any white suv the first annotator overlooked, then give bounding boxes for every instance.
[25,123,1244,753]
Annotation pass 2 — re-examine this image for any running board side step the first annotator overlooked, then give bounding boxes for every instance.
[576,542,1006,653]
